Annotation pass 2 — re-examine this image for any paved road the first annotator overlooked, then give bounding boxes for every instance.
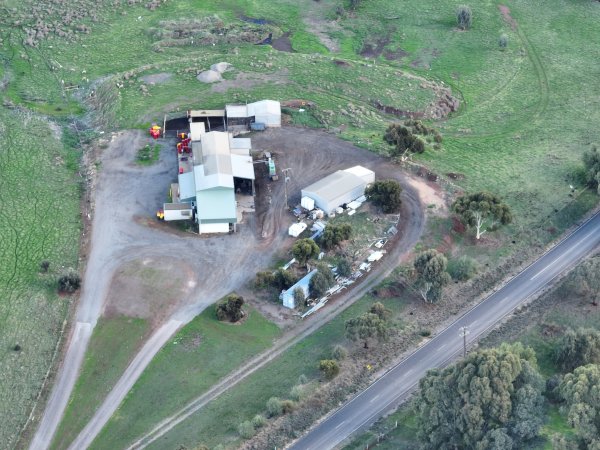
[289,210,600,450]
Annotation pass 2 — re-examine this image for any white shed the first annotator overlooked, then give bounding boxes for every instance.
[163,202,193,221]
[289,222,307,237]
[301,167,374,214]
[189,122,206,141]
[281,269,317,309]
[247,100,281,127]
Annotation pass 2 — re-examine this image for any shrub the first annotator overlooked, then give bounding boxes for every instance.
[498,33,509,49]
[215,293,245,322]
[293,287,306,306]
[297,373,308,384]
[40,260,50,273]
[331,344,348,361]
[237,420,255,439]
[365,180,402,213]
[309,271,330,298]
[266,396,283,417]
[281,399,296,414]
[273,268,297,290]
[254,271,275,289]
[554,327,600,372]
[321,224,352,249]
[58,268,81,293]
[251,414,266,428]
[290,384,305,401]
[447,255,478,281]
[319,359,340,379]
[370,302,391,321]
[456,5,472,30]
[583,144,600,194]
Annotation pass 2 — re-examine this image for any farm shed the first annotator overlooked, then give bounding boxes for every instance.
[281,269,318,309]
[163,202,193,221]
[225,100,281,129]
[301,166,375,214]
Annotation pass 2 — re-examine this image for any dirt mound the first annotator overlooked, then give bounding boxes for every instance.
[197,70,222,83]
[210,62,232,73]
[272,32,293,52]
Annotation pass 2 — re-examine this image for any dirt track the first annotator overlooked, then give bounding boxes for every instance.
[32,126,429,450]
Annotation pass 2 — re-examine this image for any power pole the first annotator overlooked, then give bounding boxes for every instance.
[459,326,470,358]
[282,168,292,210]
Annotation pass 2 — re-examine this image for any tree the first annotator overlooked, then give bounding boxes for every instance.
[413,249,451,303]
[384,123,427,157]
[583,144,600,194]
[564,257,600,305]
[456,5,472,30]
[319,359,340,379]
[321,224,352,249]
[215,293,245,322]
[337,258,352,277]
[416,343,544,450]
[452,191,513,240]
[345,311,389,349]
[558,364,600,447]
[555,328,600,372]
[365,180,402,213]
[292,238,320,267]
[58,268,81,293]
[309,271,330,298]
[293,287,305,307]
[273,268,297,290]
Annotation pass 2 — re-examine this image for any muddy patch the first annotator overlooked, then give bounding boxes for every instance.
[333,59,351,68]
[272,32,293,52]
[103,257,197,326]
[406,174,447,214]
[303,16,340,52]
[360,37,390,58]
[410,48,441,69]
[499,5,518,30]
[140,72,172,84]
[383,47,408,61]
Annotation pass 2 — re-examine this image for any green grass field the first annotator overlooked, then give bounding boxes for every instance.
[2,0,600,447]
[89,305,280,450]
[0,108,81,448]
[122,294,413,450]
[50,316,151,450]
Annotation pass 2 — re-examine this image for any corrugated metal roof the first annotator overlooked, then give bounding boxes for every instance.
[178,172,196,200]
[231,154,255,180]
[164,202,192,211]
[225,104,248,118]
[302,171,365,203]
[188,109,225,117]
[196,188,236,221]
[343,165,375,183]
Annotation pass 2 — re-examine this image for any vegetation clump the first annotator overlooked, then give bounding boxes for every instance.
[452,191,513,240]
[447,255,478,281]
[413,249,451,303]
[583,144,600,194]
[309,264,336,298]
[58,269,81,293]
[345,303,390,349]
[318,359,340,379]
[554,328,600,372]
[215,293,245,322]
[416,343,544,449]
[320,224,352,249]
[266,396,283,417]
[365,180,402,213]
[292,238,320,267]
[456,5,473,30]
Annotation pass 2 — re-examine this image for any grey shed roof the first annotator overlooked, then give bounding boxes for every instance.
[302,171,365,202]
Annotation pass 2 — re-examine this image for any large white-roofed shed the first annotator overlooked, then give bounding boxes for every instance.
[301,166,375,214]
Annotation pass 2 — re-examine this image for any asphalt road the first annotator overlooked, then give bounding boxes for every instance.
[289,210,600,450]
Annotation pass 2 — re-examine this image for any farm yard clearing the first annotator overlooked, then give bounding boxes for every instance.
[40,126,426,450]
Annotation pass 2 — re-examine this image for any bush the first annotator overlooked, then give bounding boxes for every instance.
[251,414,266,429]
[365,180,402,213]
[58,268,81,293]
[274,268,297,290]
[319,359,340,379]
[456,5,472,30]
[237,420,255,439]
[266,396,283,417]
[297,373,308,384]
[554,327,600,372]
[498,33,509,49]
[321,224,352,249]
[281,399,296,414]
[290,384,306,401]
[309,271,330,298]
[254,271,275,289]
[40,260,50,273]
[215,293,245,322]
[337,258,352,277]
[331,344,348,361]
[447,255,478,281]
[583,144,600,194]
[293,287,306,306]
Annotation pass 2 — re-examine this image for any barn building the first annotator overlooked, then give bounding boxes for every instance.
[301,166,375,215]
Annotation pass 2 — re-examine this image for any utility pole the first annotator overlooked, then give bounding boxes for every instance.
[282,168,292,210]
[459,326,470,358]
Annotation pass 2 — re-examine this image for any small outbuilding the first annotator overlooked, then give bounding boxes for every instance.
[281,269,318,309]
[301,166,375,215]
